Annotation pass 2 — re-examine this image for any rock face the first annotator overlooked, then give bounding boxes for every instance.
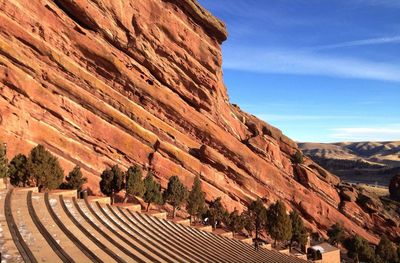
[0,0,397,243]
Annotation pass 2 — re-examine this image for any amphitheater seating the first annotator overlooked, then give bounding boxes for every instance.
[0,189,307,262]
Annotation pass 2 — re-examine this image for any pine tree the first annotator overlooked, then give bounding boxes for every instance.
[186,175,205,224]
[266,200,292,246]
[241,210,255,237]
[125,165,145,202]
[62,165,87,190]
[0,143,8,179]
[205,197,227,229]
[376,234,398,263]
[163,176,188,218]
[327,223,345,246]
[9,154,30,187]
[226,209,244,236]
[143,171,163,211]
[248,198,267,240]
[344,235,376,263]
[28,144,64,191]
[289,210,308,250]
[99,164,124,204]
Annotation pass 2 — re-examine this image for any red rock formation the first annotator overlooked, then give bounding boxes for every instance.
[0,0,396,243]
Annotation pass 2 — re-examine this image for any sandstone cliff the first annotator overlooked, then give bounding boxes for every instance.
[0,0,397,243]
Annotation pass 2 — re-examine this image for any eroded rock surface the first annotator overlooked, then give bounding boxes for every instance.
[0,0,397,243]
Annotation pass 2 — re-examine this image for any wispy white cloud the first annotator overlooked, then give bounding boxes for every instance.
[256,114,359,122]
[314,36,400,50]
[223,46,400,82]
[330,124,400,141]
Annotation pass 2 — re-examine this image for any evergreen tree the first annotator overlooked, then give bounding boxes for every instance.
[205,197,227,229]
[344,235,376,263]
[241,210,255,237]
[9,154,30,187]
[0,143,8,179]
[125,165,145,201]
[248,198,267,240]
[226,209,244,236]
[389,174,400,201]
[327,223,345,246]
[289,210,308,250]
[143,171,163,211]
[266,200,292,246]
[376,235,398,263]
[28,144,64,191]
[61,165,87,190]
[186,175,205,224]
[99,164,124,204]
[163,175,188,218]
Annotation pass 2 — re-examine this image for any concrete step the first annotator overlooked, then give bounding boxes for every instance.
[194,225,213,232]
[112,202,141,212]
[45,194,114,262]
[30,192,89,262]
[87,196,110,204]
[172,218,191,226]
[237,237,253,244]
[143,210,167,220]
[49,189,77,198]
[14,187,38,193]
[12,190,61,262]
[0,190,22,262]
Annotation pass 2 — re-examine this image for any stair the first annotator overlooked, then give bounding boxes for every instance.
[0,189,308,263]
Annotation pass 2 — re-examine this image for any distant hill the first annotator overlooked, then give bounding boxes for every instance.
[299,141,400,186]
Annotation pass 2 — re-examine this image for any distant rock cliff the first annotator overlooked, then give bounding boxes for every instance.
[0,0,397,243]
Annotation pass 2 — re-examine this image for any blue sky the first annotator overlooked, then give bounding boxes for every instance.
[198,0,400,142]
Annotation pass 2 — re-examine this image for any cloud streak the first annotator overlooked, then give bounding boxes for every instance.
[314,36,400,50]
[223,46,400,82]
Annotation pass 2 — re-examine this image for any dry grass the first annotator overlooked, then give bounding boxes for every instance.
[358,183,389,197]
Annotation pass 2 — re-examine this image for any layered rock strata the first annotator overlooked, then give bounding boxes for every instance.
[0,0,397,243]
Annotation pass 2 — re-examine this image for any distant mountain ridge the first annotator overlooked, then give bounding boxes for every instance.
[299,141,400,186]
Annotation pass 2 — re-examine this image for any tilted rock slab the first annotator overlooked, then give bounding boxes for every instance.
[0,0,397,243]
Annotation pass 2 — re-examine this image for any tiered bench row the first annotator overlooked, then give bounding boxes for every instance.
[0,189,307,263]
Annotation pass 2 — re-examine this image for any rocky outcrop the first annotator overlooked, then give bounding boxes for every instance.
[0,0,396,243]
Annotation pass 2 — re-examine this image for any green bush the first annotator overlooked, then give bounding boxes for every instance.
[28,145,64,191]
[61,165,87,190]
[9,154,30,187]
[292,151,304,164]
